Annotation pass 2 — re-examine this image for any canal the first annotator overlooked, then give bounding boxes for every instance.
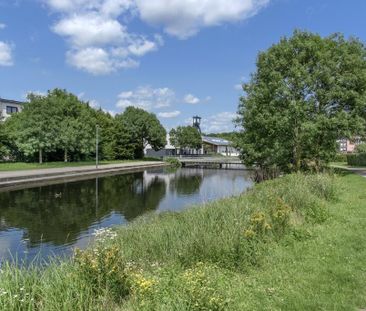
[0,167,253,263]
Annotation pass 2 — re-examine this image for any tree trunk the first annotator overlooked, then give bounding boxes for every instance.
[39,148,43,164]
[64,149,68,162]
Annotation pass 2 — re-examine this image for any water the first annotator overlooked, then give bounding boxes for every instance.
[0,167,253,263]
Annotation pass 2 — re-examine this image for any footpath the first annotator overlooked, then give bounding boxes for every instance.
[0,161,167,190]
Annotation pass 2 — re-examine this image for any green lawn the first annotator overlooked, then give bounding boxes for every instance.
[0,159,161,172]
[0,172,365,310]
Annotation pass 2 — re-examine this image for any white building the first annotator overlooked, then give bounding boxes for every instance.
[0,98,24,120]
[202,136,239,156]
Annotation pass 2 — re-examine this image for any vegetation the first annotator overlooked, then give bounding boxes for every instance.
[169,126,202,153]
[355,143,366,153]
[1,173,365,310]
[347,153,366,166]
[1,89,166,164]
[236,30,366,173]
[346,143,366,166]
[116,107,166,159]
[164,157,181,168]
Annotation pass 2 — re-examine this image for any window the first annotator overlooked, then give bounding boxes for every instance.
[6,106,18,114]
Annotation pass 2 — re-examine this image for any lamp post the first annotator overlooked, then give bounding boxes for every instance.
[96,125,99,169]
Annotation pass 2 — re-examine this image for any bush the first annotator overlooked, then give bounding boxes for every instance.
[355,143,366,153]
[164,157,181,168]
[347,153,366,166]
[333,153,347,162]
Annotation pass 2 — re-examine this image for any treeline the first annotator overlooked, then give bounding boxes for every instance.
[0,89,166,163]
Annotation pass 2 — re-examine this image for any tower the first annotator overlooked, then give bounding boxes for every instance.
[192,115,201,133]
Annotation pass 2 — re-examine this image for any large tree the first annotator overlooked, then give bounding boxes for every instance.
[236,30,366,172]
[116,107,166,159]
[50,89,95,162]
[7,93,60,163]
[169,126,202,152]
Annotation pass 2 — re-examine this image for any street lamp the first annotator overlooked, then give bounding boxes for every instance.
[96,125,99,169]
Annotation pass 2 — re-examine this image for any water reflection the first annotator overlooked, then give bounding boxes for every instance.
[0,168,252,263]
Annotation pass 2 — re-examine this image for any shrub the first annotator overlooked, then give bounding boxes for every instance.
[333,153,347,162]
[164,157,181,168]
[347,153,366,166]
[355,143,366,153]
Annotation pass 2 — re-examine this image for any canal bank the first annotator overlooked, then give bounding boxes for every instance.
[0,161,168,190]
[0,173,364,310]
[0,167,253,262]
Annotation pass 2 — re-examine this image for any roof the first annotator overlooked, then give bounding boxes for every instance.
[202,136,231,146]
[0,98,25,106]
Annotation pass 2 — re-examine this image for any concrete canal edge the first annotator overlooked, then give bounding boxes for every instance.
[0,161,168,191]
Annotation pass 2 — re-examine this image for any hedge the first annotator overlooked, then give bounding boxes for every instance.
[347,153,366,166]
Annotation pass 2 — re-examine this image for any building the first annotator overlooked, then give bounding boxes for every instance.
[0,98,24,120]
[145,116,239,158]
[144,133,177,158]
[202,136,239,156]
[338,137,362,153]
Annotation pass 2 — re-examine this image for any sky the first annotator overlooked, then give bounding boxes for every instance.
[0,0,365,133]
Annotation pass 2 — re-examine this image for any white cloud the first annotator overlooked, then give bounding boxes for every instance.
[45,0,133,15]
[184,94,200,104]
[116,86,175,111]
[42,0,270,73]
[0,42,13,66]
[0,23,6,29]
[158,110,181,118]
[201,111,238,133]
[44,0,161,75]
[66,47,139,75]
[135,0,270,39]
[53,13,127,47]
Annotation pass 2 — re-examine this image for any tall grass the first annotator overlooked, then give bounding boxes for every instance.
[0,173,339,310]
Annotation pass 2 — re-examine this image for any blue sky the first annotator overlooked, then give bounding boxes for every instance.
[0,0,365,132]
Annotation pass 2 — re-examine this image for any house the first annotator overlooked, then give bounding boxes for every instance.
[338,137,362,153]
[0,98,24,120]
[202,136,239,156]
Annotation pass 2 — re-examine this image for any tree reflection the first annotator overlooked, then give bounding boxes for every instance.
[0,171,166,247]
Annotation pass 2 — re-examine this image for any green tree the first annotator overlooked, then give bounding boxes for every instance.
[236,30,366,172]
[8,94,60,163]
[0,111,10,159]
[170,126,202,151]
[117,107,166,159]
[49,89,95,162]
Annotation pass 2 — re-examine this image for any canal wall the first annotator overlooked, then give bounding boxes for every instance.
[0,161,168,191]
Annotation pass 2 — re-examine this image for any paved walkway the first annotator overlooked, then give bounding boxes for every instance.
[0,161,166,188]
[332,165,366,177]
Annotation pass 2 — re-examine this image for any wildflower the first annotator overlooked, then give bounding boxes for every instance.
[244,229,256,239]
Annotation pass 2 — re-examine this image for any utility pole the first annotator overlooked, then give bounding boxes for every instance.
[96,125,99,169]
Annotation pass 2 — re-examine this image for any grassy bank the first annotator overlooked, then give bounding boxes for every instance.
[1,172,365,310]
[0,159,161,172]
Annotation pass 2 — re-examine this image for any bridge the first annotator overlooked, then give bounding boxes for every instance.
[172,156,244,168]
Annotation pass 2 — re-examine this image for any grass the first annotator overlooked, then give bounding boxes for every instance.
[0,172,365,310]
[0,158,161,172]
